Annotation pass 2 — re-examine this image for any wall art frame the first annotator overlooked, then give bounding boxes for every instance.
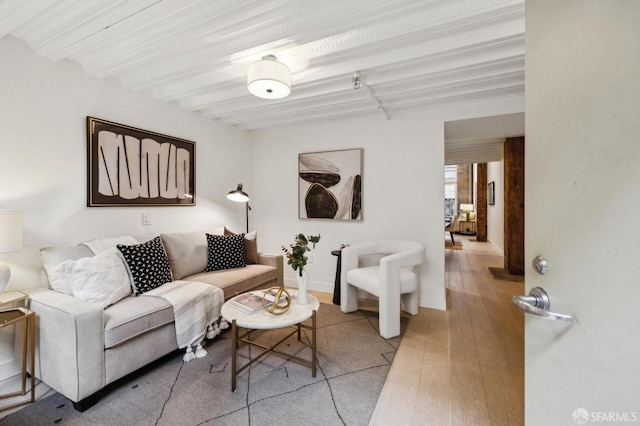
[488,181,495,206]
[298,148,363,220]
[87,117,196,207]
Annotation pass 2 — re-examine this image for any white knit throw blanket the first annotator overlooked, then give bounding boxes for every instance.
[143,280,224,359]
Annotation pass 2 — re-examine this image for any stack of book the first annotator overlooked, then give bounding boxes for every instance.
[228,292,264,314]
[228,289,288,314]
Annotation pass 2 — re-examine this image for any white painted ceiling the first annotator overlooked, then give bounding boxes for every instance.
[0,0,525,141]
[444,112,524,165]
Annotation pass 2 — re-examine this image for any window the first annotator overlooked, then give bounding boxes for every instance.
[445,165,457,218]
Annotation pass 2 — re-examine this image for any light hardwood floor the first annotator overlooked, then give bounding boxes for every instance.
[368,234,525,425]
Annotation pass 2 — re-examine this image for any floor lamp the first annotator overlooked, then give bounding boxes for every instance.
[226,184,251,233]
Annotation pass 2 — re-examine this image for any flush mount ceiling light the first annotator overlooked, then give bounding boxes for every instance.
[247,54,291,99]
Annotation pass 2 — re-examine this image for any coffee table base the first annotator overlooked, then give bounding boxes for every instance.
[231,310,317,391]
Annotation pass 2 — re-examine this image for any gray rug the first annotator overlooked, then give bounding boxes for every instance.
[0,303,405,426]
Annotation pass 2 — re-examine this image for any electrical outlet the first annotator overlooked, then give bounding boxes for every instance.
[142,213,151,226]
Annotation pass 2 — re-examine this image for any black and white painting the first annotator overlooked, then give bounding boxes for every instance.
[87,117,196,206]
[488,181,495,206]
[299,148,362,220]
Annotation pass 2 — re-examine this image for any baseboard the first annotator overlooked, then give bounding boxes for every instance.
[487,239,504,256]
[0,358,21,383]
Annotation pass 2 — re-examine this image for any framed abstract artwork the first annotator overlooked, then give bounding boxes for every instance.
[488,181,495,206]
[299,148,363,220]
[87,117,196,207]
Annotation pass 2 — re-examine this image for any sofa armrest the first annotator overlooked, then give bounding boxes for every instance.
[257,253,284,287]
[24,288,105,403]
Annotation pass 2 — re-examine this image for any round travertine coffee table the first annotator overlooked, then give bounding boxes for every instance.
[221,289,320,391]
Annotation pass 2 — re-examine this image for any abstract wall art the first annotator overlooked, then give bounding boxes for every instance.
[299,148,363,220]
[488,181,495,206]
[87,117,196,207]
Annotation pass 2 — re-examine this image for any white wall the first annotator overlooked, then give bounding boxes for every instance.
[251,98,523,311]
[487,160,504,252]
[0,37,252,375]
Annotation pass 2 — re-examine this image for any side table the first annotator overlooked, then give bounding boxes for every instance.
[221,290,319,392]
[458,220,476,235]
[0,291,29,309]
[0,302,35,411]
[331,249,342,305]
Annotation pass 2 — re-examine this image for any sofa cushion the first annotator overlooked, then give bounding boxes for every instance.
[185,264,277,299]
[58,248,132,308]
[81,236,138,255]
[103,295,174,349]
[160,228,224,280]
[117,236,173,295]
[224,228,259,264]
[40,245,94,295]
[205,234,246,272]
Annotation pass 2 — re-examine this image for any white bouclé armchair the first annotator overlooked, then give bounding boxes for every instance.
[340,240,425,339]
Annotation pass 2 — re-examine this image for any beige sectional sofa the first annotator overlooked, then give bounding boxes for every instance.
[23,228,283,411]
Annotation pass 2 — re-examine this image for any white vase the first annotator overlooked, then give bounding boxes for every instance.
[296,271,309,304]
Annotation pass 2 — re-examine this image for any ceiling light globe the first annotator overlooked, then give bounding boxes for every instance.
[247,55,291,99]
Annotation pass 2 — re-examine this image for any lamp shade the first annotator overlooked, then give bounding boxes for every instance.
[247,55,291,99]
[227,184,249,203]
[460,204,474,212]
[0,210,23,253]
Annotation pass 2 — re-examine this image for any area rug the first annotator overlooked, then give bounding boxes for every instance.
[0,303,405,426]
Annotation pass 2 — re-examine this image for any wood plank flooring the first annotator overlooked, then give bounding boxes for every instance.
[369,235,524,425]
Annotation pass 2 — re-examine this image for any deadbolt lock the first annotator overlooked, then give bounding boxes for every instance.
[532,256,548,275]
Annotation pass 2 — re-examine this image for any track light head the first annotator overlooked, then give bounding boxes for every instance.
[353,72,361,90]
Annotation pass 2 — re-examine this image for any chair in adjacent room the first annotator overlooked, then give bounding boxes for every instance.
[445,213,459,244]
[340,240,425,338]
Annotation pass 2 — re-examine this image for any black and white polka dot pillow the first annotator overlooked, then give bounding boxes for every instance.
[117,236,173,295]
[205,233,246,272]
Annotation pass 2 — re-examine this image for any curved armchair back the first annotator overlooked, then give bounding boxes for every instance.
[445,214,459,232]
[342,240,425,274]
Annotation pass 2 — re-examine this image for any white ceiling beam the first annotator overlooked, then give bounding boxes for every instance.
[114,0,522,88]
[0,0,59,38]
[151,16,523,100]
[24,0,126,51]
[41,0,204,61]
[229,104,386,131]
[172,54,523,123]
[78,0,390,79]
[54,0,269,63]
[128,4,523,94]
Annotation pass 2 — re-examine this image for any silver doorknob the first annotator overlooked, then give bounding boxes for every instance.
[512,287,573,321]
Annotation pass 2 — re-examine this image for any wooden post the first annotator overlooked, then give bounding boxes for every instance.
[476,163,488,242]
[504,136,525,275]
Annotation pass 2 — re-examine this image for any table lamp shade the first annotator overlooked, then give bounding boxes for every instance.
[0,210,23,292]
[0,210,23,253]
[460,204,474,213]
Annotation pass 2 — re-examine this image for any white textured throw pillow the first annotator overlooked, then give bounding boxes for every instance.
[55,248,132,308]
